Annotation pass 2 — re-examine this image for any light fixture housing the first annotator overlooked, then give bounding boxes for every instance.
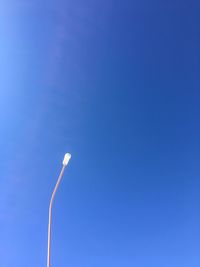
[63,153,71,166]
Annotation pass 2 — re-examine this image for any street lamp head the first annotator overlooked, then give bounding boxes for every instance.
[63,153,71,166]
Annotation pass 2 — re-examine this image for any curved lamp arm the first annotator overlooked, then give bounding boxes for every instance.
[47,153,71,267]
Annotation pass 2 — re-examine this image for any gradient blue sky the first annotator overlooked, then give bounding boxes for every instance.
[0,0,200,266]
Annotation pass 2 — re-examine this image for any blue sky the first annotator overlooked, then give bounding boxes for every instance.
[0,0,200,266]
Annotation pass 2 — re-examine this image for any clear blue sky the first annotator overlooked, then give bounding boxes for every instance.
[0,0,200,266]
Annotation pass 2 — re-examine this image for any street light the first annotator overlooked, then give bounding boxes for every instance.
[47,153,71,267]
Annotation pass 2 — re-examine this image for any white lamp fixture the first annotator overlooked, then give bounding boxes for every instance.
[63,153,71,166]
[47,153,71,267]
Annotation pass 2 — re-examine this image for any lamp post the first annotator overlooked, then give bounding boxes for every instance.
[47,153,71,267]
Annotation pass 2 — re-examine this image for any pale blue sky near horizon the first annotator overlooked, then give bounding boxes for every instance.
[0,0,200,266]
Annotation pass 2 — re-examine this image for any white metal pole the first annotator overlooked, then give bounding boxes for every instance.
[47,153,71,267]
